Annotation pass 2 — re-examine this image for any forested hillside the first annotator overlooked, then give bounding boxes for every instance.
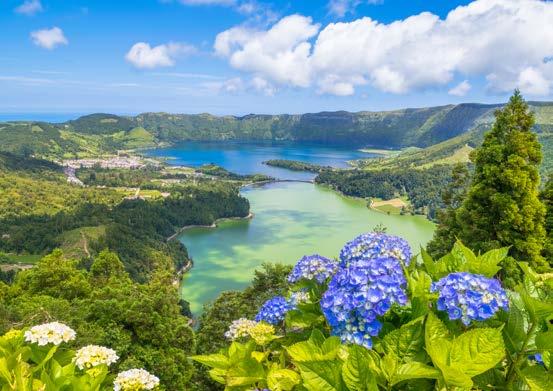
[3,102,553,161]
[0,153,250,282]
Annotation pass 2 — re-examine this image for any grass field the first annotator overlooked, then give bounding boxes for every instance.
[58,225,107,259]
[370,198,408,214]
[2,253,42,264]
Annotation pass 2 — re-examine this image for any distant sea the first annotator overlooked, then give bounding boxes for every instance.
[0,113,85,122]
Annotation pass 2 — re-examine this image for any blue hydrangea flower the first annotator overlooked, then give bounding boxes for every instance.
[255,296,295,325]
[339,232,412,268]
[431,272,509,326]
[287,254,338,284]
[529,354,544,365]
[320,256,408,349]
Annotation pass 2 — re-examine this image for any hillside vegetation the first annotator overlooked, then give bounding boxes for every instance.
[2,102,553,162]
[0,152,250,282]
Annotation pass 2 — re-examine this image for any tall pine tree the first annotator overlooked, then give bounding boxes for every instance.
[455,90,547,271]
[540,175,553,261]
[427,163,471,259]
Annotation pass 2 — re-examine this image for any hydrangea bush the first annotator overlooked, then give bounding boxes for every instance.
[0,322,159,390]
[193,232,553,391]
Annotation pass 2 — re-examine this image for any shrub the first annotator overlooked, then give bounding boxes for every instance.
[0,322,159,391]
[192,232,553,390]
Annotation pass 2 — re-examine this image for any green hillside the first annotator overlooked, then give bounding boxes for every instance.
[64,101,553,148]
[2,100,553,163]
[0,121,157,160]
[66,113,136,134]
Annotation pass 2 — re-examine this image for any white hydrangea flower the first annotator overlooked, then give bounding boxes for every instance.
[224,318,257,340]
[74,345,118,370]
[113,368,160,391]
[24,322,76,346]
[290,290,310,305]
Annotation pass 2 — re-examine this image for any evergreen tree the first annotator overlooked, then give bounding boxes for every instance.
[540,174,553,261]
[455,90,547,272]
[427,163,471,259]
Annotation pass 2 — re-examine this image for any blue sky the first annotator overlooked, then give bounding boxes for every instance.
[1,0,552,117]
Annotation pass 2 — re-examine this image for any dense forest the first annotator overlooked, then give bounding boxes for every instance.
[0,153,250,282]
[316,165,455,219]
[0,249,196,390]
[264,159,330,173]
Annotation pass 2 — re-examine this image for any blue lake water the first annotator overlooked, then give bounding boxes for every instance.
[145,141,376,180]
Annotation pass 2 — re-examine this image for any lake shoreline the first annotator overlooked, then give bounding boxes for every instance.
[167,212,254,242]
[169,212,254,284]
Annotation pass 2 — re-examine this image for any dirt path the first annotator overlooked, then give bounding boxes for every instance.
[80,232,91,257]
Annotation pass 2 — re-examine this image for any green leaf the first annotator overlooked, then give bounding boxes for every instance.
[449,328,505,377]
[452,240,477,265]
[536,330,553,352]
[309,329,326,347]
[286,341,322,362]
[390,362,440,386]
[472,368,506,391]
[420,247,436,277]
[296,360,344,391]
[441,366,474,389]
[267,368,301,391]
[425,312,473,389]
[208,368,226,384]
[424,312,451,370]
[286,336,340,362]
[382,317,425,362]
[522,365,553,390]
[503,293,527,352]
[466,247,507,277]
[190,353,230,370]
[380,354,398,384]
[286,310,323,330]
[226,357,265,387]
[522,293,553,322]
[406,271,433,317]
[434,252,464,278]
[342,345,378,391]
[227,340,256,365]
[321,337,341,357]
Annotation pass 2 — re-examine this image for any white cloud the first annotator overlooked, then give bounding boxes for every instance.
[125,42,195,69]
[214,15,320,87]
[215,0,553,97]
[204,77,245,94]
[30,27,68,50]
[515,67,551,96]
[448,80,471,96]
[15,0,43,16]
[251,76,276,96]
[205,76,276,96]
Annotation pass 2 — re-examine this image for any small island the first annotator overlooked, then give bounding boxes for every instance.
[263,159,331,173]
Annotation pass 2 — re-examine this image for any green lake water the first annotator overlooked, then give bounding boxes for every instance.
[180,181,435,313]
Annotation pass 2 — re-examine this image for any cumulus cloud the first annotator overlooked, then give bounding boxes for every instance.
[215,0,553,97]
[125,42,195,69]
[30,27,68,50]
[449,80,471,97]
[15,0,43,15]
[215,15,320,87]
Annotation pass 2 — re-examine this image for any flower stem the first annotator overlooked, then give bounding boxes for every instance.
[505,321,537,388]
